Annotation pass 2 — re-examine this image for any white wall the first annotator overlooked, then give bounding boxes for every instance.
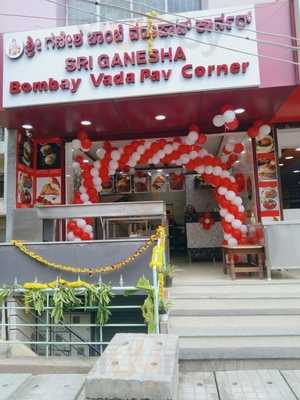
[204,0,276,8]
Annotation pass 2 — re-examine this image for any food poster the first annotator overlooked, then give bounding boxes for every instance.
[133,171,150,193]
[17,170,33,207]
[151,171,167,192]
[37,143,61,170]
[116,173,131,193]
[255,131,281,219]
[18,134,33,168]
[169,170,185,191]
[101,176,114,194]
[36,175,62,205]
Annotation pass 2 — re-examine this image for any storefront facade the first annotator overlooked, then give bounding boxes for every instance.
[0,1,299,354]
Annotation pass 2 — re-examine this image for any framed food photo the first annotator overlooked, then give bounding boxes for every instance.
[17,171,33,207]
[116,173,131,194]
[133,171,149,193]
[151,171,167,193]
[259,183,280,217]
[36,176,61,205]
[37,143,61,170]
[101,176,115,194]
[169,170,185,191]
[18,134,33,168]
[257,157,277,181]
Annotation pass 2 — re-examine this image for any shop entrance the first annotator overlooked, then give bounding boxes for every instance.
[66,129,255,280]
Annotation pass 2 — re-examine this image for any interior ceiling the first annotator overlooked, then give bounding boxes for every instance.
[0,85,295,141]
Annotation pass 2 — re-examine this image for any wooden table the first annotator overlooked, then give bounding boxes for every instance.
[222,245,265,280]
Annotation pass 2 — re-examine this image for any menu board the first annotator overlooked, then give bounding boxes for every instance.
[134,171,150,193]
[116,173,131,193]
[151,172,167,192]
[255,132,281,219]
[169,170,185,191]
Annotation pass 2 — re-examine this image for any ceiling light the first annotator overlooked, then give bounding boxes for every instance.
[241,150,246,154]
[83,160,89,163]
[296,148,300,151]
[235,160,240,164]
[279,163,284,166]
[155,114,166,121]
[293,170,300,173]
[234,108,245,114]
[285,156,294,159]
[81,120,92,126]
[22,124,33,129]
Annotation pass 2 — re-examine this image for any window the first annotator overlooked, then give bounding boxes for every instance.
[67,0,202,25]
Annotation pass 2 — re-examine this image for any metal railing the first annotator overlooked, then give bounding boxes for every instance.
[1,286,158,357]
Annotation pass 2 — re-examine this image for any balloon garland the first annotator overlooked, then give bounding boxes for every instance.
[247,121,272,139]
[199,212,215,230]
[220,141,245,169]
[212,104,240,131]
[69,125,247,246]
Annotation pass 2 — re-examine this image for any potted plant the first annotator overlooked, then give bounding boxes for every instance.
[164,265,174,288]
[159,299,170,323]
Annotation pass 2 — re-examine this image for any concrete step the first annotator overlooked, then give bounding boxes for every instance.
[168,315,300,337]
[170,298,300,316]
[169,283,300,299]
[179,336,300,360]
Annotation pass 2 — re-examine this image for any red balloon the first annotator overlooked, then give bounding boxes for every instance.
[248,127,259,138]
[232,229,242,241]
[85,218,93,225]
[228,204,238,214]
[223,222,232,234]
[226,119,239,131]
[189,124,200,133]
[74,227,81,237]
[203,156,213,166]
[78,130,87,141]
[228,154,238,164]
[254,119,263,128]
[81,232,90,241]
[67,221,77,231]
[197,134,207,145]
[222,178,232,188]
[234,143,244,154]
[81,138,92,150]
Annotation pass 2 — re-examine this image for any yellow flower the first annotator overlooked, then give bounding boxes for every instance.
[23,282,48,290]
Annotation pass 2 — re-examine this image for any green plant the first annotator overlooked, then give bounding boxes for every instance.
[0,287,11,305]
[84,283,113,326]
[51,287,81,324]
[159,299,171,315]
[126,276,156,334]
[24,289,47,316]
[164,264,174,278]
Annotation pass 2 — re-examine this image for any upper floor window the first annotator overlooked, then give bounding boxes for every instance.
[67,0,202,25]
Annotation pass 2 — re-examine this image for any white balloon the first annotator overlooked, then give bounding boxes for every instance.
[224,233,231,240]
[79,185,87,194]
[136,145,145,155]
[96,148,106,159]
[74,237,82,242]
[175,159,182,166]
[91,168,98,177]
[241,225,248,233]
[80,193,89,202]
[72,161,80,170]
[108,168,115,175]
[165,144,173,154]
[213,166,222,176]
[234,197,243,206]
[181,155,189,164]
[157,150,165,159]
[225,213,234,223]
[190,151,198,159]
[172,142,180,150]
[258,124,271,137]
[220,155,228,163]
[144,141,152,149]
[218,186,227,195]
[67,232,75,241]
[222,170,230,178]
[225,143,235,153]
[71,139,81,150]
[220,208,227,217]
[205,166,213,174]
[76,218,86,228]
[109,160,118,170]
[225,190,235,201]
[195,165,205,174]
[84,224,93,233]
[111,150,121,161]
[232,219,242,229]
[228,237,238,247]
[93,177,101,186]
[131,152,140,162]
[93,160,100,169]
[213,114,225,127]
[223,110,236,123]
[238,205,245,213]
[187,130,199,144]
[229,176,235,183]
[199,148,208,157]
[152,156,160,164]
[95,185,102,192]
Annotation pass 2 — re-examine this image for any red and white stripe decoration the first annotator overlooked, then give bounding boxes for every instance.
[69,125,247,246]
[212,105,239,131]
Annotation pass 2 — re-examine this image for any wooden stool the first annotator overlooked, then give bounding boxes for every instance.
[223,245,265,280]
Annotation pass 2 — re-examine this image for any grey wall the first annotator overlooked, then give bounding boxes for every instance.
[0,239,154,286]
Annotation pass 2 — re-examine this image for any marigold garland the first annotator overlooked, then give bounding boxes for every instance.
[11,227,166,275]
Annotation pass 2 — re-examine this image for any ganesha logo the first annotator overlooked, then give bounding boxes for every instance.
[6,38,24,59]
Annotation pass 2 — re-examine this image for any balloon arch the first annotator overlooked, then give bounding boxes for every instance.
[67,127,247,246]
